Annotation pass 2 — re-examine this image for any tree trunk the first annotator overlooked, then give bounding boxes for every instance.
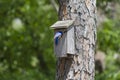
[56,0,96,80]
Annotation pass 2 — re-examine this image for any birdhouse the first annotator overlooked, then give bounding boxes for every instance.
[51,20,75,57]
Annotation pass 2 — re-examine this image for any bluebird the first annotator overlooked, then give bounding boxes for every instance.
[54,31,63,45]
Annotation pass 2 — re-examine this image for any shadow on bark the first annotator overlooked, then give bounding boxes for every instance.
[56,55,73,80]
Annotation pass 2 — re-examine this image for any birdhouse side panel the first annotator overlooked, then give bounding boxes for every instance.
[67,26,75,55]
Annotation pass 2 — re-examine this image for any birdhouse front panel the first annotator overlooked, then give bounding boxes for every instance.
[54,29,67,57]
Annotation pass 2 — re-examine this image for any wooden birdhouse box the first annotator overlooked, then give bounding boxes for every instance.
[51,20,75,57]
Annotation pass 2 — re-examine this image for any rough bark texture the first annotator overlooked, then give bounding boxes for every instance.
[56,0,96,80]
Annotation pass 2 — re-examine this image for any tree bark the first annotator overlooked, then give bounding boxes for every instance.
[56,0,96,80]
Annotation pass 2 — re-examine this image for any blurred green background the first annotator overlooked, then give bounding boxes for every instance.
[0,0,120,80]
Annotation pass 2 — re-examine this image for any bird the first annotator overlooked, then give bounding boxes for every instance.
[54,31,63,45]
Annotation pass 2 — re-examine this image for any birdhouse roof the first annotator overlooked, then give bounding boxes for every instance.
[50,20,74,29]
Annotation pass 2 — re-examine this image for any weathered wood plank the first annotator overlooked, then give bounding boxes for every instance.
[67,26,75,55]
[51,20,74,29]
[54,29,67,57]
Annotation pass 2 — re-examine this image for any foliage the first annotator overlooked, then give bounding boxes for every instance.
[95,0,120,79]
[96,12,120,80]
[0,0,57,79]
[0,69,54,80]
[97,19,120,52]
